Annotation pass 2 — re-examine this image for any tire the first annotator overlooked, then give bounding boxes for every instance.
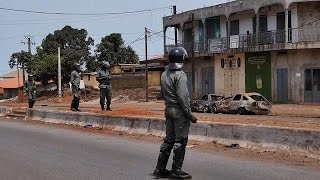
[238,107,246,115]
[211,105,217,114]
[203,106,210,113]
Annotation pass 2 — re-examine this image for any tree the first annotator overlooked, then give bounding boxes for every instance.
[9,50,32,70]
[35,25,94,84]
[95,33,139,67]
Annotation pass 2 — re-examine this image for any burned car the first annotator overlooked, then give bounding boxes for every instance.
[191,94,224,113]
[214,93,272,115]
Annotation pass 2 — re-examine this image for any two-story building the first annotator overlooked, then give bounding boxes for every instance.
[163,0,320,103]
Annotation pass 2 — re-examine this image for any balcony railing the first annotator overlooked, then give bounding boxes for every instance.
[165,27,320,55]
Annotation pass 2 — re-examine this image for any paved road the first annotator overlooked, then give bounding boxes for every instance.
[0,119,319,180]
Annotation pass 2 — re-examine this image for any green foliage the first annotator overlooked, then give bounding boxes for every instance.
[9,51,32,71]
[34,25,94,84]
[95,33,139,66]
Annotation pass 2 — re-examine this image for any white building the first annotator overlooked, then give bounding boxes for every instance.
[163,0,320,103]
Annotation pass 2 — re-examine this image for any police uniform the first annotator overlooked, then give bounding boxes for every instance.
[70,65,81,111]
[96,61,112,111]
[24,75,36,108]
[153,47,197,179]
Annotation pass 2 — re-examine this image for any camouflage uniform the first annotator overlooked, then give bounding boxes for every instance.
[24,77,36,108]
[154,47,195,179]
[70,69,81,111]
[96,61,112,111]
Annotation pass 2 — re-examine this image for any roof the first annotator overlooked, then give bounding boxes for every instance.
[0,77,24,89]
[0,69,28,79]
[140,55,168,64]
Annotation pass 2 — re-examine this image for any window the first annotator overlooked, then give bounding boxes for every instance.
[250,95,266,101]
[313,69,320,91]
[233,94,242,101]
[230,20,239,35]
[211,95,223,101]
[243,96,249,100]
[305,69,312,91]
[88,75,91,81]
[259,15,268,32]
[201,95,208,100]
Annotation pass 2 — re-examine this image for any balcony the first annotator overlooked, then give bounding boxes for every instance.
[165,27,320,56]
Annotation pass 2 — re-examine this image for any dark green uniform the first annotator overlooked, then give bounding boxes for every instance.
[24,79,36,108]
[96,70,112,110]
[155,69,192,174]
[70,70,80,111]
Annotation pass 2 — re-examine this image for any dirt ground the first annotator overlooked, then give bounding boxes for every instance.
[2,117,319,170]
[2,88,320,130]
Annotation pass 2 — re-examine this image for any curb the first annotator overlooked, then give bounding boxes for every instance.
[0,107,12,117]
[26,109,320,157]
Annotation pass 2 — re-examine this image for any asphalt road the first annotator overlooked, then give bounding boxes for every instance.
[0,119,319,180]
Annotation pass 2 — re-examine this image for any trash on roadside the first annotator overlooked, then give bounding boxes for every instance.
[186,145,197,149]
[83,124,93,128]
[225,143,240,149]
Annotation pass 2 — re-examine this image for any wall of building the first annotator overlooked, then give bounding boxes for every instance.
[229,10,255,35]
[214,53,246,97]
[272,49,320,103]
[297,2,320,28]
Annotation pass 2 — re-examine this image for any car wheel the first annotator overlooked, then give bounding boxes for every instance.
[211,105,217,114]
[238,107,246,115]
[203,106,210,113]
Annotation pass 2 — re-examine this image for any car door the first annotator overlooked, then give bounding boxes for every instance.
[229,94,242,112]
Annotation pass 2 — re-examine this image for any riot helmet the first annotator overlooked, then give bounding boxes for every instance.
[167,47,188,70]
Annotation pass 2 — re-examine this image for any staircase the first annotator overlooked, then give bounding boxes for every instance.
[148,86,161,101]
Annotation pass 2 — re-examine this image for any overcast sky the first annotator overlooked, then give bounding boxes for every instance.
[0,0,228,74]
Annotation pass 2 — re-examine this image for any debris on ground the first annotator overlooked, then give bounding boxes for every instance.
[83,124,93,128]
[225,144,240,149]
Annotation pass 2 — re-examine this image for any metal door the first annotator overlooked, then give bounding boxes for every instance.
[202,68,214,95]
[276,68,288,103]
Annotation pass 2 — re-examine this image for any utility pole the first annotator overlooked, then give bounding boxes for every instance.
[191,13,196,98]
[21,36,35,82]
[58,47,62,103]
[173,5,178,46]
[145,27,149,102]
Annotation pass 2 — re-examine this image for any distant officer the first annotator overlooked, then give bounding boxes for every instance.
[70,63,81,111]
[24,74,36,108]
[153,47,197,179]
[96,61,112,111]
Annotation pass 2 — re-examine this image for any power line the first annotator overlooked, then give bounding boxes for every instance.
[0,6,171,16]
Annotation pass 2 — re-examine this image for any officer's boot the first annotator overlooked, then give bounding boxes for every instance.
[170,139,191,179]
[70,96,77,111]
[28,99,33,108]
[153,142,173,178]
[101,105,105,111]
[30,100,35,108]
[106,105,112,111]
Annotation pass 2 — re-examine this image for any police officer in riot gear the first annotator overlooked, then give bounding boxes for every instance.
[70,63,81,111]
[153,47,197,179]
[24,73,36,108]
[96,60,112,111]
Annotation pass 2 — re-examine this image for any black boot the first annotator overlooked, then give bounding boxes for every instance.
[101,105,105,111]
[28,100,33,108]
[106,105,112,111]
[153,141,173,178]
[170,139,191,179]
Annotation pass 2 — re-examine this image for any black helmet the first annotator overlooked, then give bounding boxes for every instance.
[167,47,188,70]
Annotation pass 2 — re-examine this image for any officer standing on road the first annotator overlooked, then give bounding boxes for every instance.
[24,73,36,108]
[96,60,112,111]
[153,47,197,179]
[70,63,81,111]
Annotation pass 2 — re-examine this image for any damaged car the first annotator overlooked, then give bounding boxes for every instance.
[214,93,272,115]
[191,94,224,113]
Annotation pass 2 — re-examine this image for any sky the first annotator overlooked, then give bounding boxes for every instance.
[0,0,228,75]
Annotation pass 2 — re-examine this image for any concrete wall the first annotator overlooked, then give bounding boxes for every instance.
[215,53,246,97]
[297,1,320,28]
[82,72,160,90]
[272,49,320,103]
